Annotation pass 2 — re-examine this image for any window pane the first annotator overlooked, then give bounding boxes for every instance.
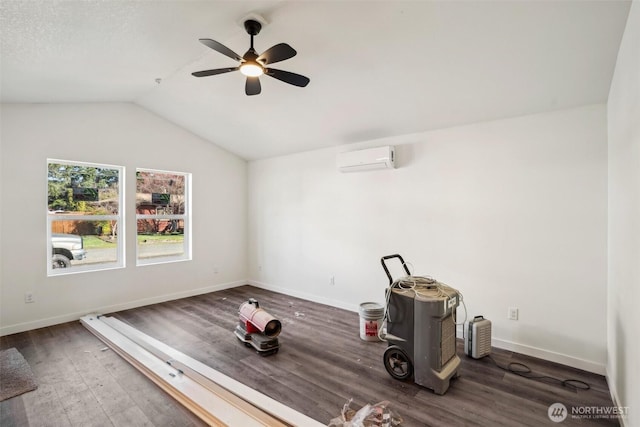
[51,220,119,269]
[48,159,123,276]
[48,162,120,215]
[136,168,190,266]
[136,171,185,215]
[137,219,185,260]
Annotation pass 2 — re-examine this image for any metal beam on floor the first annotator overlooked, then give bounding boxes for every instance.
[80,314,324,427]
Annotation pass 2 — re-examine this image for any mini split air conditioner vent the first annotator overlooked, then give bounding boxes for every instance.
[336,146,395,172]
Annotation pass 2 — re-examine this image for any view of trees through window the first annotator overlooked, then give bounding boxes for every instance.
[47,161,122,273]
[47,162,190,273]
[136,169,190,264]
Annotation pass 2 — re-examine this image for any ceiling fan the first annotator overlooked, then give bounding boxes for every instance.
[192,19,310,96]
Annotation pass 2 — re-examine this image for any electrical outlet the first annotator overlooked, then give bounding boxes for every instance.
[25,292,35,304]
[508,307,519,320]
[213,266,219,274]
[329,276,335,286]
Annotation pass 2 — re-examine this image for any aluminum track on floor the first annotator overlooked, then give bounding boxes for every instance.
[80,314,325,427]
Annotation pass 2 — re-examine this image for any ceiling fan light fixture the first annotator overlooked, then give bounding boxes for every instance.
[193,17,309,95]
[240,62,263,77]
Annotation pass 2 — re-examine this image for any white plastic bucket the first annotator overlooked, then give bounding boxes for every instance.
[359,302,384,341]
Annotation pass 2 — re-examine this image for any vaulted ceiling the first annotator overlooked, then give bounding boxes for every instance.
[0,1,631,160]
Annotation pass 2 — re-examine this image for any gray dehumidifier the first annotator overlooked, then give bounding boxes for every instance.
[380,254,461,395]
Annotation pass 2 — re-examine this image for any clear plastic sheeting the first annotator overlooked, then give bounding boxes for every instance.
[328,399,403,427]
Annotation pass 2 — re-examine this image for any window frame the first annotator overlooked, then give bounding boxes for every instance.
[47,159,125,276]
[135,168,192,266]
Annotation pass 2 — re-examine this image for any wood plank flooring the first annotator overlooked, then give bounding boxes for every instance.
[1,285,619,426]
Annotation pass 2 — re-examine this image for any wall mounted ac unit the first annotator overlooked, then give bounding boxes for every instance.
[337,146,395,172]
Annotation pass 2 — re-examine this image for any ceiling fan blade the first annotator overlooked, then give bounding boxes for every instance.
[257,43,297,65]
[192,67,239,77]
[245,77,261,96]
[265,68,310,87]
[199,39,242,62]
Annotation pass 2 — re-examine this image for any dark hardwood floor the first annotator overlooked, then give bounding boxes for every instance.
[1,285,619,426]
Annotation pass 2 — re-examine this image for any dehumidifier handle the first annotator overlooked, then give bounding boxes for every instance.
[380,254,411,285]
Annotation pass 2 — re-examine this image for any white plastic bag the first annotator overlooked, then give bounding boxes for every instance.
[327,399,402,426]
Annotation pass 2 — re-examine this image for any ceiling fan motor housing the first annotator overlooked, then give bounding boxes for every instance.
[244,19,262,37]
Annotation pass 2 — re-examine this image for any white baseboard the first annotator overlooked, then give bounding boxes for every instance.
[0,279,246,336]
[457,326,606,375]
[251,281,606,375]
[489,336,606,375]
[605,367,628,427]
[252,282,609,376]
[248,280,360,313]
[1,279,608,378]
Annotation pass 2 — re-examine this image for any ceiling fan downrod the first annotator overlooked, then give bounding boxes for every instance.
[244,19,262,50]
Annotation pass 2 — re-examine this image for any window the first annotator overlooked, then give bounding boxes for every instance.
[47,160,124,275]
[136,169,191,265]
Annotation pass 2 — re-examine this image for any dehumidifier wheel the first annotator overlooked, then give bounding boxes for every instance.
[383,345,413,380]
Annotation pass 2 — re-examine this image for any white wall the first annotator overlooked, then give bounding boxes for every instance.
[607,0,640,423]
[0,103,247,335]
[248,104,608,373]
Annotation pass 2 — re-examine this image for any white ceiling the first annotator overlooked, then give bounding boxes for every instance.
[0,1,631,160]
